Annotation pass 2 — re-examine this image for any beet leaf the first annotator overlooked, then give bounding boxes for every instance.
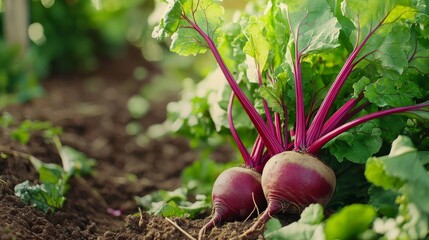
[154,0,429,164]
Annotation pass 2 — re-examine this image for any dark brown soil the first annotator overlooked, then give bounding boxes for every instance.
[0,47,283,240]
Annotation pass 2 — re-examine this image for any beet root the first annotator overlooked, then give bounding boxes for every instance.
[241,151,336,237]
[198,166,266,240]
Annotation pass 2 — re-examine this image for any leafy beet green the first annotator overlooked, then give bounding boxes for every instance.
[154,0,428,165]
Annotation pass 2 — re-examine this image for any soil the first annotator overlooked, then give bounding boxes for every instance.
[0,47,296,240]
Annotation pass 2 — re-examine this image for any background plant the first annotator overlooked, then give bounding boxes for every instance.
[0,0,154,109]
[0,40,43,108]
[0,112,96,213]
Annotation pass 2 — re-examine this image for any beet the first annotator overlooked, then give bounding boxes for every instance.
[241,151,336,237]
[198,166,266,239]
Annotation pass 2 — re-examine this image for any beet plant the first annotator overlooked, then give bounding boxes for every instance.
[0,113,96,213]
[153,0,429,237]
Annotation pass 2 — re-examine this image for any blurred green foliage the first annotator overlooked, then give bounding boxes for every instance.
[0,0,154,108]
[26,0,151,75]
[0,40,43,108]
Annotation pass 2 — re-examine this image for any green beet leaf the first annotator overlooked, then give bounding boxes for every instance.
[152,0,187,40]
[135,187,210,218]
[352,76,370,98]
[14,181,66,213]
[260,1,289,70]
[153,0,224,56]
[153,198,210,218]
[324,120,382,163]
[341,0,414,45]
[264,218,283,238]
[365,135,429,214]
[280,0,340,58]
[259,74,289,117]
[364,76,422,108]
[9,119,61,144]
[264,204,325,240]
[341,0,421,75]
[324,204,377,240]
[154,201,188,217]
[299,203,325,225]
[372,25,411,74]
[266,223,324,240]
[171,27,209,56]
[243,17,270,70]
[408,40,429,75]
[28,157,67,184]
[368,185,398,217]
[61,146,96,176]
